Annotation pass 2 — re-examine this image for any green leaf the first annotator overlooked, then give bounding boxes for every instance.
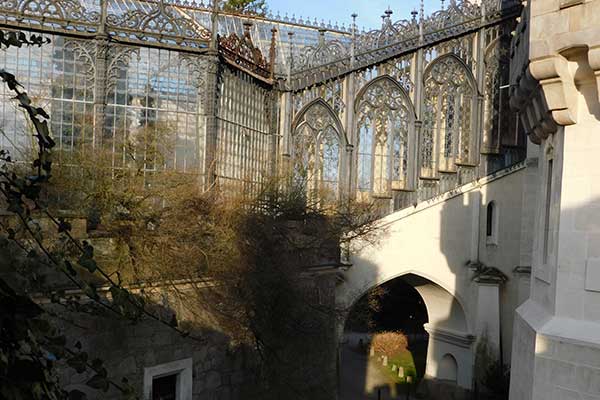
[77,254,97,273]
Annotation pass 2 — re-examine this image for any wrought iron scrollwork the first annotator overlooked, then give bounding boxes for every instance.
[104,45,140,100]
[295,29,349,71]
[219,22,271,79]
[106,1,211,48]
[63,39,96,83]
[357,9,418,53]
[0,0,100,31]
[424,0,479,32]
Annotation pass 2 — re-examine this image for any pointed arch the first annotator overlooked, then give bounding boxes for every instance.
[482,36,510,153]
[423,53,477,91]
[354,75,416,197]
[421,53,478,177]
[292,97,348,146]
[291,98,346,201]
[354,75,417,119]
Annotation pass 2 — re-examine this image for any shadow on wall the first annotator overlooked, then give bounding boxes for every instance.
[338,181,513,399]
[37,295,257,400]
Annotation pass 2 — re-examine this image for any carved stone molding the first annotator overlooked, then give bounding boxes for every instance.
[423,323,475,349]
[512,45,600,144]
[529,54,579,126]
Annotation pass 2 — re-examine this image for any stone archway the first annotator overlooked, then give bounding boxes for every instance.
[338,272,474,399]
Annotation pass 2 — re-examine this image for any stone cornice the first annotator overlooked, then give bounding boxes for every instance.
[510,0,600,144]
[423,323,476,349]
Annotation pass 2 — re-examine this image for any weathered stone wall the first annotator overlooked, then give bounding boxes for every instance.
[57,306,254,400]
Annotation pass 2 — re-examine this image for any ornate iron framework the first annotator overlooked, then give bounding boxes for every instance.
[355,76,415,197]
[0,0,526,212]
[291,99,345,201]
[421,54,476,177]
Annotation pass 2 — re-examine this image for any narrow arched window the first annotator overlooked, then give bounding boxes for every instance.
[486,201,498,245]
[486,202,494,237]
[292,124,316,187]
[422,55,476,177]
[320,126,340,201]
[357,117,374,191]
[292,101,343,201]
[356,77,413,197]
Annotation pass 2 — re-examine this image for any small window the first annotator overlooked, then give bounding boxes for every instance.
[144,358,192,400]
[543,159,553,264]
[486,203,494,237]
[152,374,177,400]
[486,201,498,245]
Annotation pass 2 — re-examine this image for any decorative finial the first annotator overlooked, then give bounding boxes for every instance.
[269,26,277,80]
[411,9,418,22]
[441,0,445,11]
[420,0,425,20]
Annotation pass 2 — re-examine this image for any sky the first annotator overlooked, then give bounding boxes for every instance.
[266,0,442,30]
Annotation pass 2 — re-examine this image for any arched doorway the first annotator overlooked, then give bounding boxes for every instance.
[339,273,473,399]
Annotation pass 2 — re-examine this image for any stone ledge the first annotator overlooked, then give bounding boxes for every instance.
[423,323,475,349]
[517,300,600,349]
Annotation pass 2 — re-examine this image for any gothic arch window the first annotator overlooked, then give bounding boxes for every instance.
[292,100,344,201]
[421,54,477,178]
[355,76,415,197]
[486,200,498,245]
[483,36,510,153]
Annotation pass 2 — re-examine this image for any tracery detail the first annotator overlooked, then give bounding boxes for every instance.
[424,0,479,31]
[64,39,96,83]
[357,9,418,53]
[105,45,140,100]
[295,30,349,71]
[8,0,100,22]
[292,100,343,201]
[106,2,211,48]
[483,36,509,153]
[293,79,344,116]
[356,76,413,196]
[421,55,475,177]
